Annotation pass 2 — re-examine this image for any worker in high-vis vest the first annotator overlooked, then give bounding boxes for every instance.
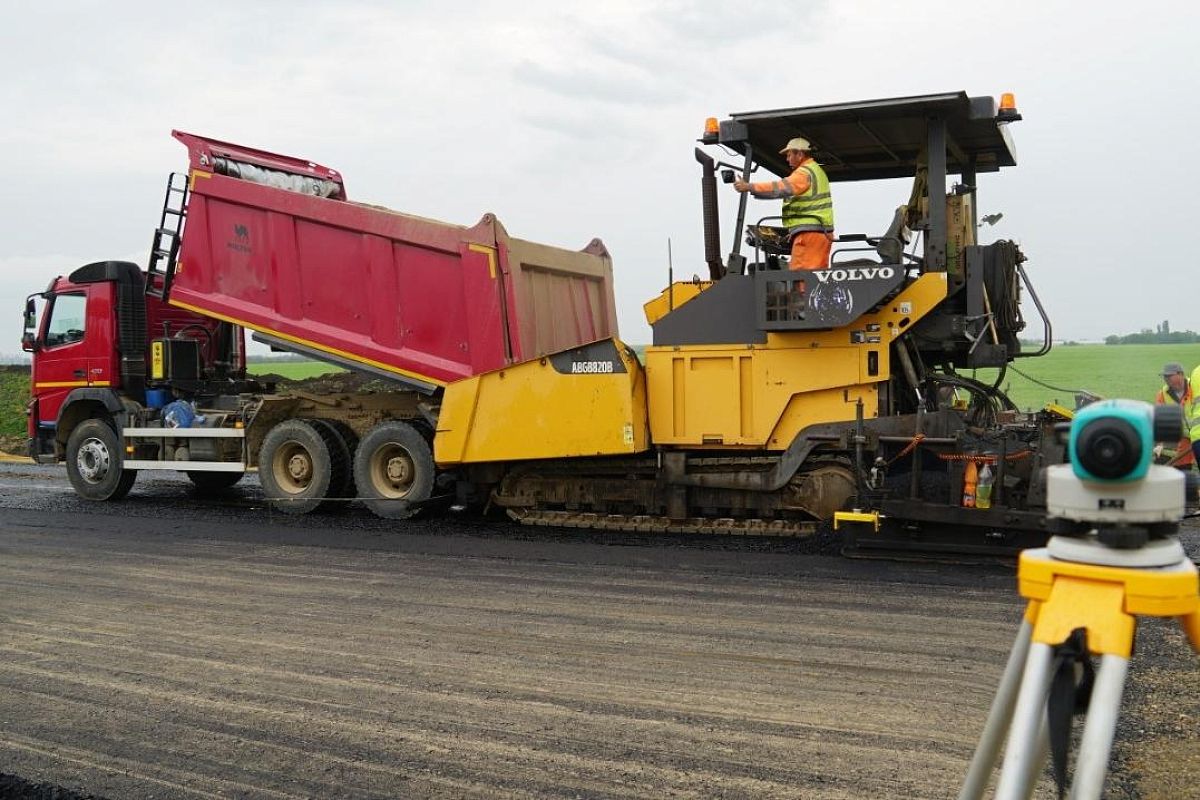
[734,137,835,270]
[1156,361,1196,468]
[1156,362,1195,470]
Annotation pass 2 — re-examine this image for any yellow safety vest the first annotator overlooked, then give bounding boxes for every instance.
[1157,382,1194,459]
[1185,369,1200,441]
[783,160,835,233]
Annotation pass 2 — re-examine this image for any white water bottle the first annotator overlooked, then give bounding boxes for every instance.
[976,463,994,510]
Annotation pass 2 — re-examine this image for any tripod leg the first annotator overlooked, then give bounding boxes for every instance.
[995,642,1055,800]
[1068,654,1129,800]
[958,620,1033,800]
[1016,711,1051,799]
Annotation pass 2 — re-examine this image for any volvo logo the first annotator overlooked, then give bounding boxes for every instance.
[814,266,895,283]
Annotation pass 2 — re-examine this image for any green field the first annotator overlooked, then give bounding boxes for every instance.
[968,343,1200,411]
[0,366,28,437]
[247,361,346,380]
[3,347,1198,442]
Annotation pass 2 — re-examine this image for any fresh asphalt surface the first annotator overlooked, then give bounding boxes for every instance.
[0,461,1196,799]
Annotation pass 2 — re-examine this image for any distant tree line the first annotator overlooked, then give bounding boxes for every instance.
[1104,321,1200,345]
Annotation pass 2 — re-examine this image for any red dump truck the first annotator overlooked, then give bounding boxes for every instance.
[22,131,618,515]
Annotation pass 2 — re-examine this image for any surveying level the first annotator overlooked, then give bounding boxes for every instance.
[959,401,1200,799]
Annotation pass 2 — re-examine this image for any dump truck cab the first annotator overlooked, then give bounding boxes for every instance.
[22,262,236,463]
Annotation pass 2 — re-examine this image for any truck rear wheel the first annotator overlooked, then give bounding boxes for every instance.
[258,419,342,514]
[66,418,137,501]
[309,419,357,503]
[353,421,434,519]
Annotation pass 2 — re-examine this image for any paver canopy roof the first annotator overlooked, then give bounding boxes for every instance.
[723,91,1018,182]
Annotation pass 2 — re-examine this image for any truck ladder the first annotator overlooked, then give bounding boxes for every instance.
[146,172,189,300]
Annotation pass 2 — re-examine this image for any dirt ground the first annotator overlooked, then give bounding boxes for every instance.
[0,463,1195,799]
[1113,624,1200,799]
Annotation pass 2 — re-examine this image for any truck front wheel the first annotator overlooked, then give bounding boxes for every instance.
[354,421,434,519]
[65,418,137,501]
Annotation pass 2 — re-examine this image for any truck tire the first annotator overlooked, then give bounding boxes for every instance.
[65,418,137,501]
[354,420,434,519]
[258,419,342,514]
[187,471,243,495]
[308,419,356,503]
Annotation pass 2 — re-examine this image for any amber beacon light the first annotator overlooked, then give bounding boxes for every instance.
[997,92,1022,122]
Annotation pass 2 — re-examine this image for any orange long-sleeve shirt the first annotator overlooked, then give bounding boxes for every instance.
[749,158,814,199]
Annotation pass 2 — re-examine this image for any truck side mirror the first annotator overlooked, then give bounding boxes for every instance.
[23,298,37,330]
[20,331,38,352]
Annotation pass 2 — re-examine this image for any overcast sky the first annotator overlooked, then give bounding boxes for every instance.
[2,0,1198,361]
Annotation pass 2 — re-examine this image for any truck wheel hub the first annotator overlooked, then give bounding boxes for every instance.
[76,438,111,482]
[386,456,412,484]
[272,441,314,492]
[371,443,416,498]
[287,454,312,482]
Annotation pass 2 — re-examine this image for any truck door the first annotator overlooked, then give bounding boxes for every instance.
[31,289,104,426]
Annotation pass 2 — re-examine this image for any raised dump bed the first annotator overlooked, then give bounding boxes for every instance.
[163,131,618,392]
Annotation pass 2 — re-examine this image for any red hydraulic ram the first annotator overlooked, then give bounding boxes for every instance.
[167,131,618,392]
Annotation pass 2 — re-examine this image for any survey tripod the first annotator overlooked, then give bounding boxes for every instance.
[957,530,1200,799]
